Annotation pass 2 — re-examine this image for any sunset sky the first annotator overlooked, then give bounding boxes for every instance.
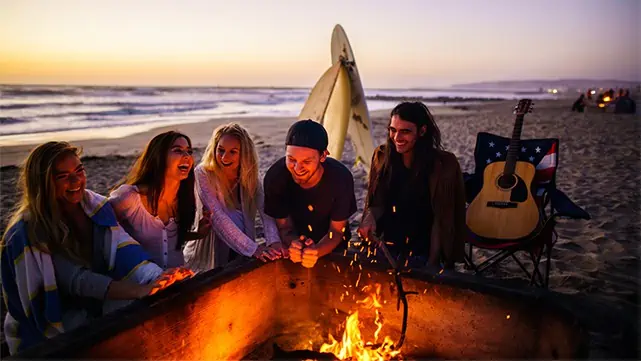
[1,0,638,88]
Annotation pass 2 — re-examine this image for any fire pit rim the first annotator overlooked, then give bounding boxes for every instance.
[9,253,634,360]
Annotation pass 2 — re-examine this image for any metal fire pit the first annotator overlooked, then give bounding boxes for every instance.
[6,254,634,360]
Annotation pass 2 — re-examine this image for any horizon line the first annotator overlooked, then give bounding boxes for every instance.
[1,77,639,90]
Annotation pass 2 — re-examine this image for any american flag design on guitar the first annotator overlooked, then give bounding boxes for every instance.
[473,132,558,197]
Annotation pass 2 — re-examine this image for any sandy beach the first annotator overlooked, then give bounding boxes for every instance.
[1,99,639,312]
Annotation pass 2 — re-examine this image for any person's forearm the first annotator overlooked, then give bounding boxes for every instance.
[278,225,299,247]
[105,279,150,300]
[314,227,344,257]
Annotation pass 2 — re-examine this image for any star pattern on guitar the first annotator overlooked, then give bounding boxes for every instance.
[475,132,558,193]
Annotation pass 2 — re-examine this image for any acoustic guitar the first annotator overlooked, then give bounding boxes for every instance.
[466,99,539,240]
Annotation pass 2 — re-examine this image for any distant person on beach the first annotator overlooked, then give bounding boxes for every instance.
[571,94,586,112]
[263,120,357,268]
[183,123,283,272]
[0,142,177,355]
[358,102,466,270]
[614,89,637,114]
[109,131,211,270]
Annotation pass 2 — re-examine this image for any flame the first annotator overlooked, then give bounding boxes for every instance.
[319,284,402,360]
[603,96,611,102]
[149,267,194,295]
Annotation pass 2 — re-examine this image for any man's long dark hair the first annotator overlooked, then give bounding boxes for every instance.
[368,102,443,205]
[116,131,196,250]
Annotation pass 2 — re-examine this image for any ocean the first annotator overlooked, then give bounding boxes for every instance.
[0,85,558,145]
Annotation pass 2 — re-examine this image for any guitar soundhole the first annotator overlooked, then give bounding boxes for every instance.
[497,174,517,190]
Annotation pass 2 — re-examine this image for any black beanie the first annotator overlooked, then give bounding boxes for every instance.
[285,119,328,152]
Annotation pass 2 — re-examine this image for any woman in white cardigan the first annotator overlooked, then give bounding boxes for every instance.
[183,123,284,272]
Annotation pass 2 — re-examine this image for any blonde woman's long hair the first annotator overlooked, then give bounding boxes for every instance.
[1,141,89,265]
[200,123,259,217]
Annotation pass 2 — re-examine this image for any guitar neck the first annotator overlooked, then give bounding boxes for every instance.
[503,114,525,176]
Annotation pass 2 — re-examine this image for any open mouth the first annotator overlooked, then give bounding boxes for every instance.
[66,187,82,195]
[221,162,234,167]
[178,163,191,172]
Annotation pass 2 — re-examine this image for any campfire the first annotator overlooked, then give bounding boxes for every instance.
[318,284,402,360]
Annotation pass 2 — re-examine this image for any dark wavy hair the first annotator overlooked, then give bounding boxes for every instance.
[116,131,196,250]
[368,102,443,204]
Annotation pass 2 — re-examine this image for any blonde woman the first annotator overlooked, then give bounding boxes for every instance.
[183,123,283,272]
[0,142,173,355]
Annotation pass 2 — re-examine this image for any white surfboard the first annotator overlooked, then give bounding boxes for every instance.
[298,62,352,158]
[331,24,376,170]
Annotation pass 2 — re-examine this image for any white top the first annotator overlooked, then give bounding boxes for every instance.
[182,164,280,271]
[109,184,183,270]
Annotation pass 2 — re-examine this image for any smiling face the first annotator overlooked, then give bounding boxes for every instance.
[216,134,241,176]
[165,137,194,181]
[285,145,326,187]
[53,152,86,206]
[389,115,426,155]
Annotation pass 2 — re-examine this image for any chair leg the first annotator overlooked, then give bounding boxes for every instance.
[476,250,512,273]
[464,243,476,271]
[529,250,546,287]
[510,253,535,285]
[544,242,553,288]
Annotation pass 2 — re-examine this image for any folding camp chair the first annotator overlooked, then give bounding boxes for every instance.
[463,132,590,288]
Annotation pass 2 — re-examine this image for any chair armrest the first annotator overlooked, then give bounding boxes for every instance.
[549,188,591,220]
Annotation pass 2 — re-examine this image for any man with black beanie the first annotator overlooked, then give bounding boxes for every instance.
[263,119,357,268]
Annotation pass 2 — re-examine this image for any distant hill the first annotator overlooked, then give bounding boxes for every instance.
[451,79,640,92]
